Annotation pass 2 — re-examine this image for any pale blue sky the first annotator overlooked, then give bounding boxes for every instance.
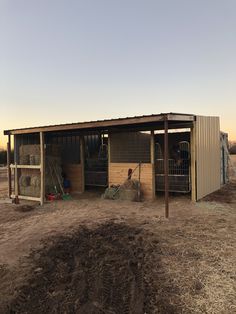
[1,0,236,147]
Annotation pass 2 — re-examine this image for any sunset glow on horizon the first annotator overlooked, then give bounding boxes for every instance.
[1,0,236,148]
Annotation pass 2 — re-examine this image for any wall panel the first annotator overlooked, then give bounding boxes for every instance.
[109,163,153,199]
[196,116,221,200]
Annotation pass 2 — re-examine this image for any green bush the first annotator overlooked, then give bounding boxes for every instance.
[0,150,14,165]
[0,150,7,165]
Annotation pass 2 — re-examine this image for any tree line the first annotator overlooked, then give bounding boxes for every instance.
[0,150,14,165]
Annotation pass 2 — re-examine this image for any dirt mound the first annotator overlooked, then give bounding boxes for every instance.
[8,222,154,314]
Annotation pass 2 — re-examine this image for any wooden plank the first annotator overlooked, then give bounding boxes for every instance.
[40,132,45,206]
[63,164,83,192]
[10,164,41,169]
[14,163,18,199]
[14,135,19,200]
[11,194,41,202]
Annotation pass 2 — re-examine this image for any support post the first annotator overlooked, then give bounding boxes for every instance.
[164,119,169,218]
[80,135,85,193]
[191,122,197,201]
[14,163,19,201]
[150,130,156,199]
[14,135,19,202]
[7,135,12,198]
[40,132,45,205]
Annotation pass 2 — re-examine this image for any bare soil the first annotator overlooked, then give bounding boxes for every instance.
[0,157,236,313]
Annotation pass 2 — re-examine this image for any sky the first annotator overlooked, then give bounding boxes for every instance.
[0,0,236,148]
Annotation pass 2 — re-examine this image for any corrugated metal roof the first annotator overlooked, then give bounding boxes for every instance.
[4,112,196,135]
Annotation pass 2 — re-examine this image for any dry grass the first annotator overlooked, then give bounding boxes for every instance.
[0,160,236,313]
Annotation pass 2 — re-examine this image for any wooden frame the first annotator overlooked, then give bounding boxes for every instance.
[40,132,45,205]
[5,114,198,209]
[10,164,41,169]
[7,135,11,198]
[11,194,41,202]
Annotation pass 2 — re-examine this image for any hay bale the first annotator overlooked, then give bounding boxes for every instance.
[122,179,139,190]
[19,186,26,195]
[20,145,40,156]
[31,176,41,188]
[103,179,139,201]
[119,188,138,201]
[19,175,31,187]
[103,187,120,200]
[19,155,29,165]
[34,155,40,165]
[26,186,40,197]
[29,155,35,165]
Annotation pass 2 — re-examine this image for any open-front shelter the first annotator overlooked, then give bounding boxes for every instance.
[4,113,227,217]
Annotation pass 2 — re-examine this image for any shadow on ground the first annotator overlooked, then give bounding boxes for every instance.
[6,221,180,314]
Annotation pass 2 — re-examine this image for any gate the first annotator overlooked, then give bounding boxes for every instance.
[155,141,191,193]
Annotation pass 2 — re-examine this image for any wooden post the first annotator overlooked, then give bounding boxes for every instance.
[14,163,19,201]
[7,135,12,198]
[150,130,155,199]
[80,135,85,193]
[191,122,197,201]
[40,132,45,205]
[14,135,19,202]
[164,119,169,218]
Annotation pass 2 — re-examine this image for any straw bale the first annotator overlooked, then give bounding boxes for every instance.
[31,176,41,188]
[29,155,36,165]
[19,145,40,156]
[19,155,29,165]
[19,175,31,187]
[119,188,138,201]
[34,155,40,165]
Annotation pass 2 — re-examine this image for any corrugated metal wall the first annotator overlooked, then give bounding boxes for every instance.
[195,116,221,200]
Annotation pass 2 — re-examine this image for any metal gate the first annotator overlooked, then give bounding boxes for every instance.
[85,136,108,187]
[155,141,191,193]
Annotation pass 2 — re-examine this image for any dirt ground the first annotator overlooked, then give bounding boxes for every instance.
[0,158,235,313]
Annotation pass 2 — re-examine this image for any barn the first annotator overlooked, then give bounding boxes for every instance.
[4,113,228,216]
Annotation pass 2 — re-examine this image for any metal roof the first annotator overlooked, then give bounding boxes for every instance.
[4,112,197,135]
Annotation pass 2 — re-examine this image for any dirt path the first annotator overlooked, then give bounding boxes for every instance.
[0,160,236,313]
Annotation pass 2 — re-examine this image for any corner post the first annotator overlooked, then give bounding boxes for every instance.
[7,135,12,198]
[40,132,45,205]
[164,118,169,218]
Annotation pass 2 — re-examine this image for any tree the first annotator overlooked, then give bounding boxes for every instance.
[229,144,236,154]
